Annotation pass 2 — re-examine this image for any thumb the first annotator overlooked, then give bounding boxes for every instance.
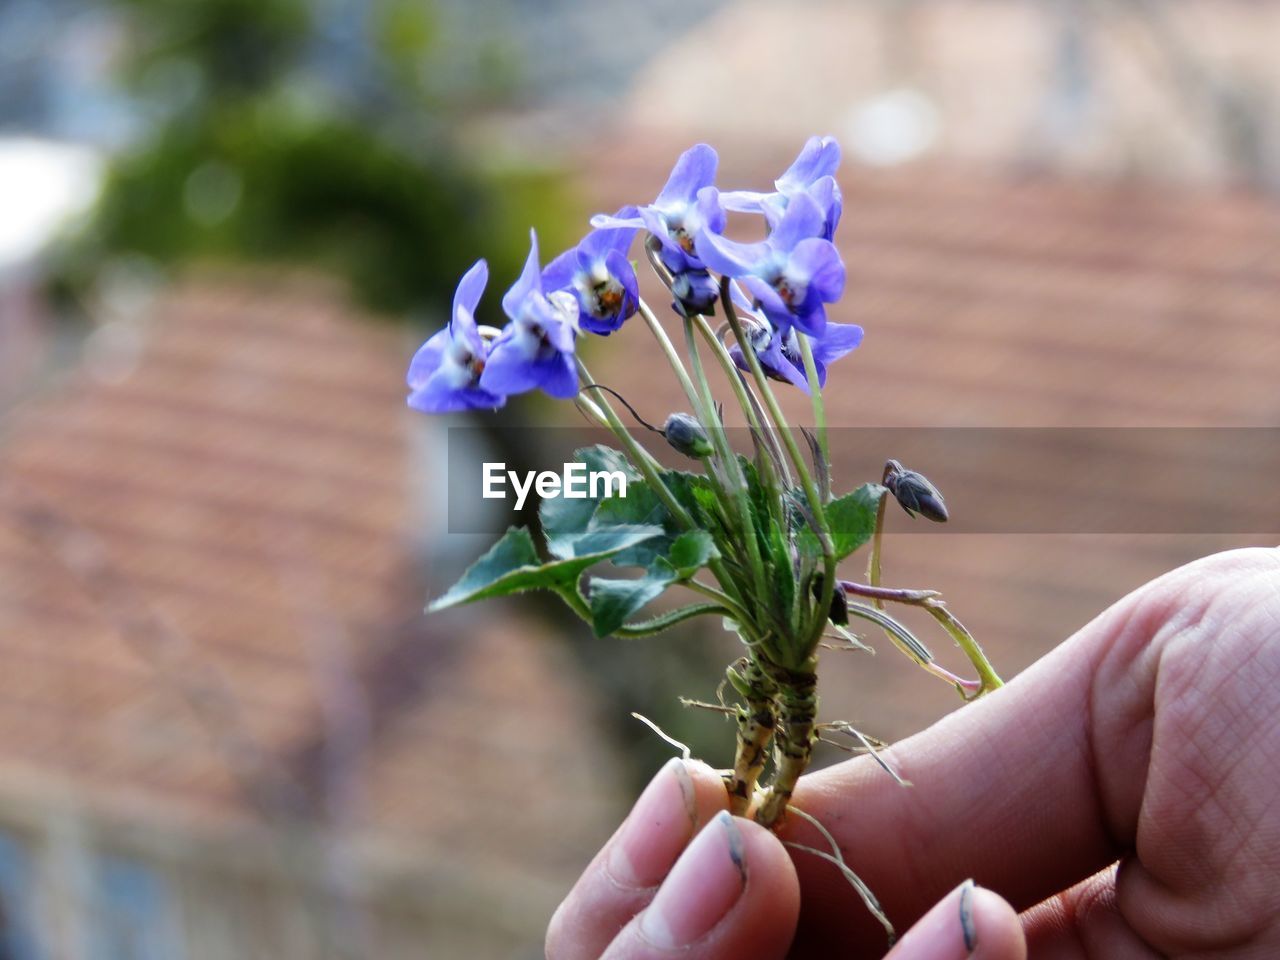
[601,812,800,959]
[885,880,1026,960]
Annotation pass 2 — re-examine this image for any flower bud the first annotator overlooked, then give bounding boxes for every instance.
[883,459,948,523]
[671,268,719,317]
[811,573,848,625]
[662,413,714,459]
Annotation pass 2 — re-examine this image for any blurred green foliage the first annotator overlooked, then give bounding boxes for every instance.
[53,0,574,317]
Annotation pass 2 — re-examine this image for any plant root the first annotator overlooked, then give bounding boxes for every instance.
[678,697,736,716]
[820,722,911,786]
[630,712,692,761]
[785,805,895,946]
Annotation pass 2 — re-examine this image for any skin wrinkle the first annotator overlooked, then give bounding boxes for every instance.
[1076,873,1164,960]
[1084,597,1152,857]
[1114,561,1280,957]
[1147,614,1265,888]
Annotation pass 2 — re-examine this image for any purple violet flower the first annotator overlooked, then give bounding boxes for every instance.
[542,211,640,335]
[695,190,845,337]
[479,230,581,400]
[720,135,843,241]
[407,260,506,413]
[592,144,726,317]
[726,285,863,393]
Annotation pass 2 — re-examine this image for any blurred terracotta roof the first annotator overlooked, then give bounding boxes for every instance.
[0,274,627,903]
[580,142,1280,742]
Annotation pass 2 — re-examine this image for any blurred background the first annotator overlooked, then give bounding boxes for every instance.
[1,0,1279,956]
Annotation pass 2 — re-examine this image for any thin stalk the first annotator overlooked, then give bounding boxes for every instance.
[922,603,1004,696]
[680,315,732,458]
[839,581,939,604]
[692,314,793,491]
[555,585,728,639]
[577,358,693,529]
[796,333,828,461]
[840,582,1000,699]
[718,283,826,522]
[637,297,703,415]
[635,247,765,633]
[614,603,728,638]
[683,316,769,605]
[574,393,665,474]
[720,278,835,657]
[684,578,755,629]
[866,492,888,608]
[578,360,752,636]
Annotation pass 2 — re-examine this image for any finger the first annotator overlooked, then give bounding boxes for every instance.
[884,880,1025,960]
[546,758,729,960]
[600,812,800,960]
[782,547,1280,952]
[1020,864,1160,960]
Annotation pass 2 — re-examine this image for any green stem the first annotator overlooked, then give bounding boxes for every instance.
[841,583,997,699]
[796,333,828,462]
[682,317,769,605]
[616,602,728,638]
[556,586,727,639]
[637,298,703,415]
[577,359,693,529]
[720,278,836,658]
[578,360,751,637]
[922,603,1004,697]
[867,492,888,609]
[685,579,755,628]
[691,315,792,492]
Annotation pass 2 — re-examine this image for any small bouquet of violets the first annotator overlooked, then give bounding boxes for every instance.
[408,137,1003,937]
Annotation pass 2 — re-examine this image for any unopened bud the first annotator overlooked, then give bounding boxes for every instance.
[883,459,948,523]
[671,268,718,318]
[662,413,714,459]
[811,573,848,625]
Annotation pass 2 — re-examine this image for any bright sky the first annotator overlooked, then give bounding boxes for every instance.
[0,137,103,270]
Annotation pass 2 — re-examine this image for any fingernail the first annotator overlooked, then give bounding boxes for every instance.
[639,811,747,948]
[889,879,978,959]
[958,878,977,951]
[607,758,697,888]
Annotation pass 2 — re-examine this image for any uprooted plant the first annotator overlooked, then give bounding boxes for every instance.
[409,137,1003,941]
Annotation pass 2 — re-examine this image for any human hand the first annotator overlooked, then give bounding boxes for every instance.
[546,547,1280,958]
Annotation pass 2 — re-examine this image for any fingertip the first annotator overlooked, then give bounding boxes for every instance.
[968,886,1026,960]
[604,813,799,959]
[734,816,802,931]
[548,758,717,960]
[886,881,1025,960]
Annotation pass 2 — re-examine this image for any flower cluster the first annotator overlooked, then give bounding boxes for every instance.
[407,137,863,413]
[421,136,1004,904]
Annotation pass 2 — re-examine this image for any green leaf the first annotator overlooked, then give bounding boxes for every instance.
[591,482,673,567]
[797,483,884,561]
[429,523,663,612]
[540,445,639,559]
[564,524,668,559]
[764,517,796,620]
[587,574,674,637]
[667,529,719,577]
[586,529,719,637]
[660,469,718,525]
